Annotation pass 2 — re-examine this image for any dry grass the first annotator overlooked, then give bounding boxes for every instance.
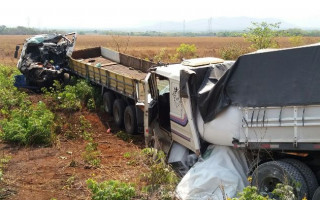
[0,35,319,66]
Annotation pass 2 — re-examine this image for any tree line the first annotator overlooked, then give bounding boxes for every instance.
[0,25,63,35]
[1,25,320,37]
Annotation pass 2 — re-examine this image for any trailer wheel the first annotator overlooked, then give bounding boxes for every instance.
[103,92,115,115]
[282,158,318,199]
[312,186,320,200]
[252,160,307,199]
[124,105,137,134]
[113,99,125,127]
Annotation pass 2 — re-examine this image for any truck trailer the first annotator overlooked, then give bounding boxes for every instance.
[69,46,154,134]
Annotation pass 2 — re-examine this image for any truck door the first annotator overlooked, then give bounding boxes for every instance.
[169,79,198,153]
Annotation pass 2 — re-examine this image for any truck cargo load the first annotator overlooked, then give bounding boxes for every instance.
[180,43,320,150]
[182,43,320,122]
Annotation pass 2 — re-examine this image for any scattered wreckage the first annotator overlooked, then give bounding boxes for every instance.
[15,32,77,88]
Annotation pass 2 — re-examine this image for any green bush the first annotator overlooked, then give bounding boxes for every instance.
[230,186,267,200]
[289,36,305,47]
[0,101,55,145]
[0,65,27,113]
[175,43,197,61]
[219,44,249,60]
[153,48,175,63]
[82,142,101,167]
[231,184,298,200]
[243,22,281,49]
[43,79,97,111]
[140,148,179,199]
[86,179,135,200]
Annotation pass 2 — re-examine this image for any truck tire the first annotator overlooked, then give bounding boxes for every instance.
[252,160,307,199]
[282,158,318,199]
[124,105,137,134]
[113,99,125,127]
[312,186,320,200]
[103,92,115,115]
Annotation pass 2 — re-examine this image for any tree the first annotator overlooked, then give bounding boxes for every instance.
[243,22,281,49]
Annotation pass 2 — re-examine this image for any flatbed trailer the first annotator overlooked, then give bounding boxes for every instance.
[69,46,154,134]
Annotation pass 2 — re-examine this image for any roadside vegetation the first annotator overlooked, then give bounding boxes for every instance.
[42,79,100,112]
[0,66,54,145]
[87,148,179,200]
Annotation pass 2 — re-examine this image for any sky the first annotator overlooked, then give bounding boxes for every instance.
[1,0,320,29]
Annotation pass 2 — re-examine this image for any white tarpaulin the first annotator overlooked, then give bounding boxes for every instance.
[175,145,249,200]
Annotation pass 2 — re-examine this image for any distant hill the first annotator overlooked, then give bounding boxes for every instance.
[134,17,297,32]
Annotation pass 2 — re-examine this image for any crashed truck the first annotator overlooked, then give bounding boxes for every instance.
[14,34,320,199]
[143,44,320,200]
[15,33,77,88]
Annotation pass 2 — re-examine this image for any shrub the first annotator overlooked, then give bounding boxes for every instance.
[116,131,133,142]
[140,148,179,199]
[289,36,305,47]
[43,79,97,111]
[0,101,55,145]
[153,48,172,63]
[243,22,281,49]
[230,184,299,200]
[0,154,11,181]
[219,43,249,60]
[0,65,27,113]
[86,179,135,200]
[82,142,101,167]
[175,43,197,61]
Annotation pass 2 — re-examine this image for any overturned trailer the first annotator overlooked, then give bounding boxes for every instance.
[15,33,77,87]
[144,44,320,199]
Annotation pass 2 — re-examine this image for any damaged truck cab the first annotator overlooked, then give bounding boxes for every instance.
[144,57,233,174]
[16,33,77,87]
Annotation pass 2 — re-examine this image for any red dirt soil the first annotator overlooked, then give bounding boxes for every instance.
[0,107,147,200]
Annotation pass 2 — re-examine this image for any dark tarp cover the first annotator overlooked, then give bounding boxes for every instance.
[182,44,320,123]
[180,62,233,122]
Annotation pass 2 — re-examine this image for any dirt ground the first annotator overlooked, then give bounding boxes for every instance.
[0,94,147,200]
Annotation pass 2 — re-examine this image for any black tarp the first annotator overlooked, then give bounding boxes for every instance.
[180,62,233,122]
[182,44,320,123]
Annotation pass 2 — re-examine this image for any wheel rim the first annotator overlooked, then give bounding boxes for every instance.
[260,177,281,194]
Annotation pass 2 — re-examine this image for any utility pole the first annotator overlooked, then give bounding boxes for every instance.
[183,20,186,35]
[208,17,212,34]
[26,16,30,28]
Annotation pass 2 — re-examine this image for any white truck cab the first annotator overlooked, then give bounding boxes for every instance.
[144,57,227,156]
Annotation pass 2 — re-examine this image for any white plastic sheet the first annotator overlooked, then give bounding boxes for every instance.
[176,145,249,200]
[197,106,242,146]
